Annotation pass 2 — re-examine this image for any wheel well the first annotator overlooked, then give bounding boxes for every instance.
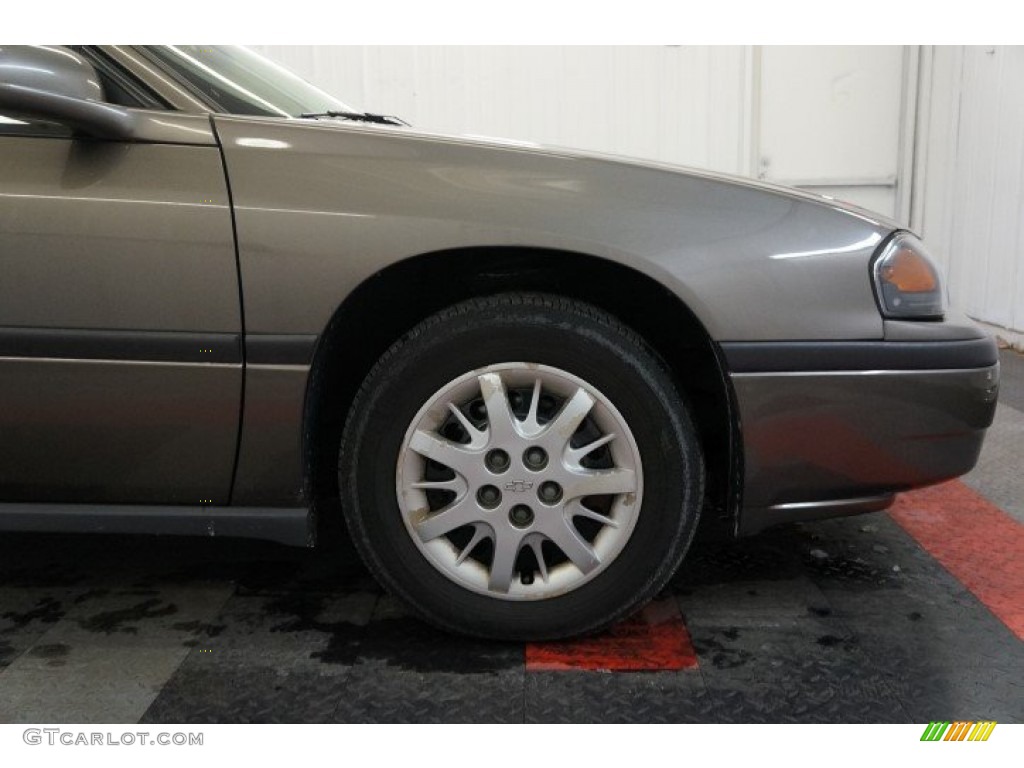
[305,247,741,535]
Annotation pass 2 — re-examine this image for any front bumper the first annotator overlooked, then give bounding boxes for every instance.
[723,335,1000,535]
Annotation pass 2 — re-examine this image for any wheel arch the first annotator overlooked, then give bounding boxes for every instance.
[303,246,743,537]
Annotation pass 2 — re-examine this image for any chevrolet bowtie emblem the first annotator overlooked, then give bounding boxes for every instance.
[504,480,534,493]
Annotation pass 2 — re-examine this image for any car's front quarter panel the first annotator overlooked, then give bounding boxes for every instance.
[211,116,997,532]
[212,116,892,343]
[212,117,900,508]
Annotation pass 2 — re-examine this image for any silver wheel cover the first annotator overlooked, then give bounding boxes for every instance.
[396,362,643,601]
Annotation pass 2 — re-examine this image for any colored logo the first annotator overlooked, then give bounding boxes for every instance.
[920,721,997,741]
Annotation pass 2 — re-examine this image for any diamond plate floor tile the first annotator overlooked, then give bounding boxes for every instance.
[193,591,379,669]
[881,663,1024,723]
[332,666,525,723]
[352,596,524,675]
[140,589,380,722]
[526,670,708,723]
[0,583,233,723]
[142,665,353,724]
[0,587,74,670]
[677,577,832,627]
[704,683,908,723]
[846,609,1024,670]
[686,620,910,723]
[328,597,524,723]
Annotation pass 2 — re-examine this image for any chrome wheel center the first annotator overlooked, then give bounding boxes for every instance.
[396,363,643,600]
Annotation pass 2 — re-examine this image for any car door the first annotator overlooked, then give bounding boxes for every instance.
[0,70,242,505]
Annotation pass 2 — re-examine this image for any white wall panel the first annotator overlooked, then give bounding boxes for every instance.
[915,46,1024,338]
[757,46,904,218]
[253,46,753,174]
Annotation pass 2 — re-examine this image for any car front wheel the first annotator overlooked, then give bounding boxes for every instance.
[339,293,703,639]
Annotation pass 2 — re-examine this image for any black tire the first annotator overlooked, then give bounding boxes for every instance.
[339,293,703,640]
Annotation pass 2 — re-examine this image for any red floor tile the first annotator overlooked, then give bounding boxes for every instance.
[890,480,1024,640]
[526,598,698,671]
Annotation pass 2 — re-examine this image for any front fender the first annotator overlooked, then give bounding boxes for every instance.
[213,116,893,343]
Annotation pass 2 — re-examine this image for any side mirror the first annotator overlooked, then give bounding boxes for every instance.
[0,46,134,139]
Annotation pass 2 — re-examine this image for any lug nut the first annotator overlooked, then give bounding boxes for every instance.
[509,504,534,528]
[485,449,510,473]
[538,481,563,504]
[477,485,501,509]
[523,447,548,470]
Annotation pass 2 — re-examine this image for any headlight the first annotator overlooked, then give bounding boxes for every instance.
[871,233,944,319]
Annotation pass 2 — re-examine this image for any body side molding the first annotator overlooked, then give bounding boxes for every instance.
[721,337,998,373]
[0,327,241,365]
[0,503,313,547]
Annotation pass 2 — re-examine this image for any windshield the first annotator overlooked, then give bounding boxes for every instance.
[143,45,355,118]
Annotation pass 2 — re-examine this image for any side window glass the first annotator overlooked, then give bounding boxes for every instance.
[92,69,147,108]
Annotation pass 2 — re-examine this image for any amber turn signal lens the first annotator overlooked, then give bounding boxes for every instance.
[880,247,938,293]
[872,233,944,318]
